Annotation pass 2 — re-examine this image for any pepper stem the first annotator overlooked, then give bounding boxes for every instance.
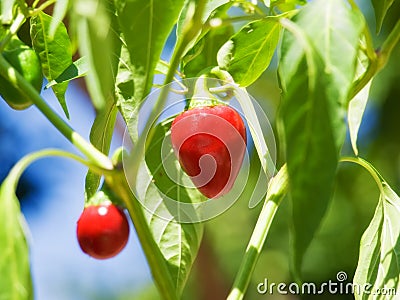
[188,75,220,109]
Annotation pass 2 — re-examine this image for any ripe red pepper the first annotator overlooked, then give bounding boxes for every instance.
[171,105,246,198]
[76,202,130,259]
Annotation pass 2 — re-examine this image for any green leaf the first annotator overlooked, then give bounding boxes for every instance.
[30,11,72,118]
[372,0,395,33]
[235,87,275,179]
[353,177,400,299]
[348,48,371,156]
[45,56,88,89]
[278,0,364,277]
[72,0,121,111]
[114,0,185,104]
[145,187,203,297]
[0,178,32,300]
[145,119,205,206]
[144,121,204,296]
[85,100,118,199]
[115,44,138,140]
[217,17,281,87]
[348,81,371,156]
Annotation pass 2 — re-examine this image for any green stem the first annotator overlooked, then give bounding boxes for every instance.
[0,55,113,170]
[340,157,384,193]
[7,149,112,191]
[377,18,400,71]
[128,0,207,186]
[227,164,288,300]
[349,18,400,100]
[188,75,219,108]
[106,172,178,300]
[31,0,57,13]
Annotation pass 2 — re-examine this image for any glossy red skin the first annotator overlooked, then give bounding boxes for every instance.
[171,105,246,198]
[76,203,129,259]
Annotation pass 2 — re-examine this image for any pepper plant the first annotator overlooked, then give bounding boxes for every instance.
[1,0,400,299]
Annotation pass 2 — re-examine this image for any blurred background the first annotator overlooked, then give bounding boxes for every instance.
[1,0,400,299]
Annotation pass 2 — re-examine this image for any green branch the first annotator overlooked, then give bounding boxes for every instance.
[127,0,208,187]
[6,149,112,191]
[0,55,113,170]
[227,165,288,300]
[377,18,400,72]
[340,157,384,193]
[349,18,400,100]
[105,171,179,300]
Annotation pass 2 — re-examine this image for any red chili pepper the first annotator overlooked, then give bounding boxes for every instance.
[76,202,130,259]
[171,105,246,198]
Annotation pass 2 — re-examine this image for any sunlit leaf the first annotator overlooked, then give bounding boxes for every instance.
[144,120,204,295]
[30,11,72,117]
[72,0,120,111]
[354,174,400,299]
[114,0,185,105]
[0,177,32,300]
[348,81,371,156]
[348,47,371,156]
[217,17,281,87]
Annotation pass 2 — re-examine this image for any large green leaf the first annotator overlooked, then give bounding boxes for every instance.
[217,17,281,87]
[116,45,203,297]
[144,120,204,295]
[114,0,185,104]
[372,0,396,33]
[353,162,400,299]
[30,11,72,117]
[72,0,120,111]
[0,178,32,300]
[278,0,364,277]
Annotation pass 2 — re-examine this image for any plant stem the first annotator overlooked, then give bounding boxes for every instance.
[7,149,112,190]
[377,18,400,71]
[340,157,384,193]
[349,18,400,100]
[105,171,178,300]
[227,164,288,300]
[128,0,207,186]
[31,0,57,13]
[0,55,113,170]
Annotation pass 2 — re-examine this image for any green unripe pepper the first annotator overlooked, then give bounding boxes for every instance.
[0,36,43,110]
